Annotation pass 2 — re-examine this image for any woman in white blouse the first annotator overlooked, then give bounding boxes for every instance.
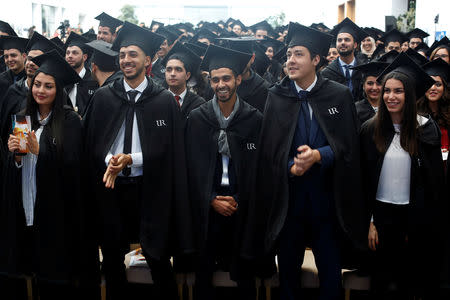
[360,52,445,300]
[1,50,98,300]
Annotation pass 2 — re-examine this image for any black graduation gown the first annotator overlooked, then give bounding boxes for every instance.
[355,98,376,125]
[237,69,271,113]
[359,117,445,291]
[151,58,166,86]
[0,56,6,73]
[0,78,28,152]
[0,69,26,102]
[242,75,366,261]
[321,58,363,102]
[181,90,205,119]
[356,52,371,64]
[185,99,262,279]
[83,76,194,259]
[65,69,99,116]
[0,108,90,282]
[102,70,123,87]
[264,60,283,84]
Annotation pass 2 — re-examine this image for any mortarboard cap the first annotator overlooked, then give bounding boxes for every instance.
[414,42,429,54]
[362,27,379,40]
[85,39,118,72]
[82,29,97,42]
[330,17,367,43]
[201,22,221,34]
[191,28,218,44]
[259,37,285,54]
[253,42,271,76]
[405,48,429,65]
[350,61,389,77]
[26,32,64,56]
[0,36,28,52]
[95,12,123,33]
[0,20,17,36]
[200,44,252,75]
[310,22,331,33]
[230,20,246,31]
[112,21,165,57]
[150,20,164,32]
[407,28,429,41]
[371,43,386,59]
[226,18,236,26]
[161,42,201,74]
[273,45,287,64]
[50,37,65,49]
[421,58,449,82]
[184,42,207,57]
[250,20,275,37]
[65,32,91,55]
[377,51,435,98]
[216,36,257,54]
[379,29,407,45]
[156,27,179,45]
[32,49,81,86]
[426,36,450,57]
[286,22,333,57]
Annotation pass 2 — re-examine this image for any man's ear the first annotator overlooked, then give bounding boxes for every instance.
[186,71,191,81]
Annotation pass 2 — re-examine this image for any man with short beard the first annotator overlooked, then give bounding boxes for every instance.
[0,20,18,73]
[0,36,28,101]
[185,44,261,300]
[64,32,99,116]
[84,22,193,300]
[321,18,366,102]
[95,12,122,44]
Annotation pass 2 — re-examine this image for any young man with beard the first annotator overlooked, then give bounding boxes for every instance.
[84,22,193,300]
[186,44,261,300]
[321,18,367,102]
[64,32,99,116]
[242,22,366,300]
[95,12,122,44]
[0,20,18,73]
[0,36,28,101]
[161,42,205,118]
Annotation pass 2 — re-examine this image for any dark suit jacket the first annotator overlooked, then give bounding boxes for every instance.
[321,58,363,102]
[65,69,98,116]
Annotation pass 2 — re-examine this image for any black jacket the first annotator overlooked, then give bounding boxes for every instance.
[181,90,205,119]
[321,58,363,102]
[237,70,271,113]
[65,69,99,116]
[355,98,376,125]
[0,69,26,102]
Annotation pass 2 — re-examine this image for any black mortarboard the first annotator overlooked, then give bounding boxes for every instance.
[150,20,164,31]
[330,17,367,43]
[405,48,429,65]
[26,32,64,56]
[112,21,165,57]
[216,36,258,54]
[191,28,217,44]
[422,58,449,82]
[65,32,91,55]
[226,18,236,26]
[250,20,275,37]
[95,12,122,32]
[376,50,400,64]
[85,39,118,71]
[414,42,429,54]
[161,42,201,74]
[0,20,17,36]
[362,27,379,40]
[32,49,81,86]
[310,22,331,33]
[377,52,435,98]
[200,44,252,75]
[379,29,407,45]
[184,42,207,57]
[230,20,246,31]
[218,30,239,39]
[201,22,221,34]
[253,42,271,76]
[407,28,429,41]
[174,23,193,34]
[286,22,333,57]
[273,45,287,64]
[371,27,384,40]
[371,43,386,59]
[350,61,389,77]
[82,29,97,42]
[0,36,28,52]
[259,37,285,54]
[426,36,450,57]
[156,27,179,45]
[50,37,65,49]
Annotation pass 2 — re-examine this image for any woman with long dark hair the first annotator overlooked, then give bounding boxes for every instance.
[417,58,450,155]
[1,50,97,300]
[360,52,445,299]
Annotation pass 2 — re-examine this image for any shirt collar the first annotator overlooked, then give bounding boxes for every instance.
[294,75,317,93]
[37,111,52,125]
[338,57,356,67]
[78,67,86,79]
[168,88,187,100]
[123,77,148,94]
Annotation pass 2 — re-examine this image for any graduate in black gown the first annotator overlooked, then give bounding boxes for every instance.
[242,22,366,300]
[0,50,98,300]
[351,61,388,124]
[83,22,193,300]
[160,42,205,118]
[360,53,445,299]
[186,44,261,300]
[0,20,18,73]
[85,39,122,88]
[0,36,28,101]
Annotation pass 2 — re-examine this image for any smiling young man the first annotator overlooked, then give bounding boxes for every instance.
[185,44,262,300]
[84,21,193,300]
[0,36,28,101]
[95,12,122,44]
[244,22,366,300]
[321,18,367,102]
[161,42,205,118]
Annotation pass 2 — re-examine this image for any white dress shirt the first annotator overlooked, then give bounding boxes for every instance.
[68,67,86,110]
[338,57,356,76]
[168,88,187,107]
[104,78,147,177]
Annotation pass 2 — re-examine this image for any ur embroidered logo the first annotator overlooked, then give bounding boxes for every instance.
[88,89,95,95]
[246,143,256,150]
[156,120,167,127]
[328,107,339,115]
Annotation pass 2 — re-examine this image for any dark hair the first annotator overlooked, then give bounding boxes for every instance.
[25,70,67,159]
[417,76,450,128]
[430,45,450,61]
[166,54,191,74]
[374,71,418,155]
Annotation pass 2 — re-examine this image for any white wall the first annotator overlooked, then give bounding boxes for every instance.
[354,0,407,31]
[416,0,449,44]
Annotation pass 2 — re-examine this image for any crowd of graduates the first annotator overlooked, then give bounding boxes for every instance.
[0,11,449,300]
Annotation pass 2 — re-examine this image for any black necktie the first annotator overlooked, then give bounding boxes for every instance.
[343,65,353,92]
[123,90,139,177]
[298,90,311,139]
